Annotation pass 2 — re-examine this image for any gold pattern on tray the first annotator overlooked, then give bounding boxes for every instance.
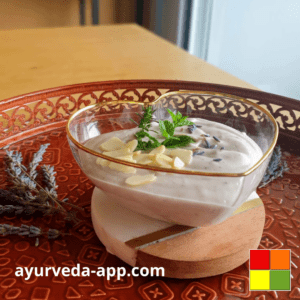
[1,82,299,146]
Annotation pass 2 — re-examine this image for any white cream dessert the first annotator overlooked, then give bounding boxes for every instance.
[79,117,263,227]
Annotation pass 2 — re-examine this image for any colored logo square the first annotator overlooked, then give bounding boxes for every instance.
[249,249,291,291]
[250,249,270,270]
[270,249,290,270]
[270,270,290,291]
[250,270,270,290]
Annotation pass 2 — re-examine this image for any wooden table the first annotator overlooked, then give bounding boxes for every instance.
[0,24,257,101]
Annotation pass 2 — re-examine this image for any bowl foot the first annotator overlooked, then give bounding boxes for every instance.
[91,187,265,279]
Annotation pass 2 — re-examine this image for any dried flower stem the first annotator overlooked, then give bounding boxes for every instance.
[3,145,82,223]
[29,144,50,180]
[259,146,289,188]
[7,151,83,212]
[14,162,66,212]
[0,224,68,239]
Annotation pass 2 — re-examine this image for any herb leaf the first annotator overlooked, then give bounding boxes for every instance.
[162,135,195,148]
[166,109,194,127]
[159,120,175,139]
[166,109,177,123]
[132,106,195,151]
[177,118,194,127]
[138,106,154,131]
[135,130,160,151]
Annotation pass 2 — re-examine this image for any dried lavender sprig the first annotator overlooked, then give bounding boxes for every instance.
[0,205,34,215]
[25,168,66,211]
[41,166,82,211]
[2,145,82,227]
[0,202,60,216]
[265,146,283,174]
[48,228,64,239]
[4,148,82,221]
[5,150,36,200]
[0,189,64,216]
[41,165,58,201]
[5,150,29,186]
[63,210,80,223]
[1,188,31,206]
[0,223,66,239]
[0,188,34,206]
[5,152,66,212]
[7,144,50,193]
[29,144,50,180]
[259,146,289,188]
[1,189,78,223]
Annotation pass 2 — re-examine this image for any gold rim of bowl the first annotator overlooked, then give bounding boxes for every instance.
[66,91,279,177]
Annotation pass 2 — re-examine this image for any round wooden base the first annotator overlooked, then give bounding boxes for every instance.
[91,188,265,279]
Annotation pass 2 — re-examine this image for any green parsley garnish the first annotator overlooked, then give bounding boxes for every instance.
[132,107,195,151]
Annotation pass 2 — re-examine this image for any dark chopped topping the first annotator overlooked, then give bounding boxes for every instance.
[213,158,222,162]
[188,124,197,133]
[193,151,205,156]
[205,139,211,148]
[213,136,220,142]
[220,146,225,150]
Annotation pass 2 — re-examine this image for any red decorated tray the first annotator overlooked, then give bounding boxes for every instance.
[0,80,299,300]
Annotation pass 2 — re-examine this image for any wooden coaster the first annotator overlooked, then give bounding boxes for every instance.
[91,188,265,279]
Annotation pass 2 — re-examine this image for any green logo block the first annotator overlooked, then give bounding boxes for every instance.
[270,270,290,291]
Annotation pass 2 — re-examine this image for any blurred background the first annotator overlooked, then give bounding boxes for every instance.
[1,0,300,100]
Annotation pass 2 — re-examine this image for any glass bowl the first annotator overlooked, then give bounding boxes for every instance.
[66,91,278,227]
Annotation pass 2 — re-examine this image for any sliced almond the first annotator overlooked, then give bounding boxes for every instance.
[155,153,172,162]
[153,153,173,168]
[103,147,131,158]
[96,157,109,167]
[125,174,157,186]
[169,149,192,165]
[108,162,136,174]
[133,150,141,157]
[135,154,155,163]
[139,159,153,165]
[150,145,166,154]
[116,155,136,163]
[99,137,125,151]
[164,148,171,155]
[172,156,185,169]
[126,140,138,152]
[154,159,172,168]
